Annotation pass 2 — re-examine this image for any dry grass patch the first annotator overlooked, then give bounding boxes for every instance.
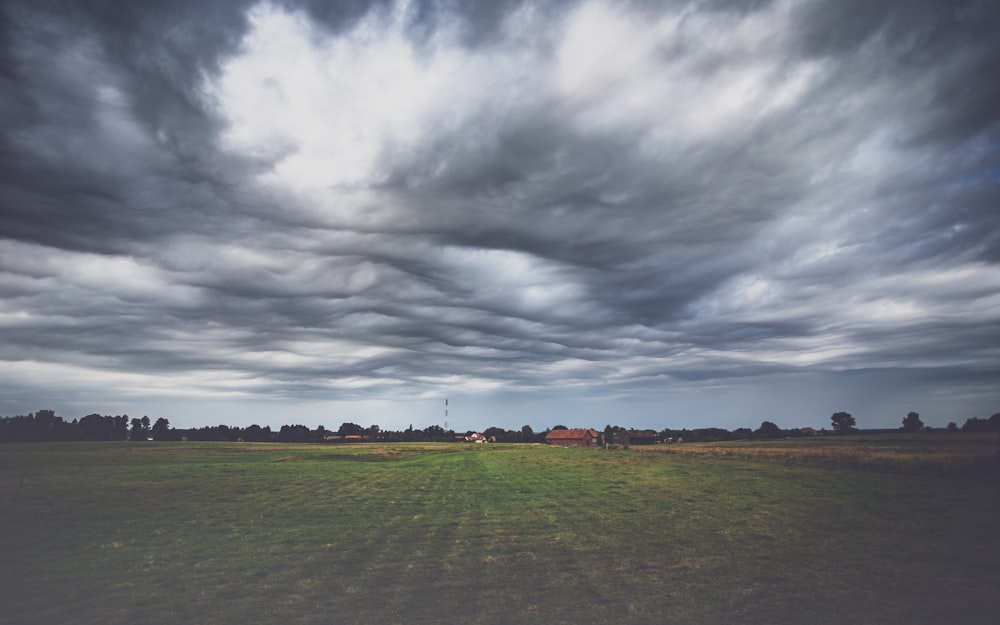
[645,432,999,474]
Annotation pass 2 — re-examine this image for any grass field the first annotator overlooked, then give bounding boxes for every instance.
[1,436,998,624]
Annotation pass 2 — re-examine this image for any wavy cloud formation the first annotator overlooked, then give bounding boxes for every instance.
[2,0,998,429]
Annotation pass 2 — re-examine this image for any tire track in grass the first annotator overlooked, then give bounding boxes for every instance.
[350,447,565,624]
[344,451,474,623]
[436,447,571,623]
[387,449,521,623]
[470,447,625,624]
[524,450,644,623]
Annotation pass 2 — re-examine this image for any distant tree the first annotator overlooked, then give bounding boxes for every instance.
[59,418,82,441]
[423,424,446,441]
[277,425,292,442]
[129,417,150,441]
[79,414,115,441]
[278,424,311,442]
[961,414,1000,433]
[601,424,624,446]
[337,422,365,437]
[185,425,229,441]
[151,418,171,441]
[33,409,57,440]
[244,424,261,442]
[113,415,130,440]
[901,411,924,433]
[946,422,958,432]
[551,424,568,430]
[0,411,76,441]
[1,414,34,442]
[754,421,781,439]
[244,424,269,442]
[310,425,330,443]
[402,424,419,442]
[831,412,856,435]
[689,428,732,442]
[730,427,752,440]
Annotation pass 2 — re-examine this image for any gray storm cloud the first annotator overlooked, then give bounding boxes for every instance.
[1,0,998,429]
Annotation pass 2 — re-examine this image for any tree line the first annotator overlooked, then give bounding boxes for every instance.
[1,409,998,444]
[0,412,535,444]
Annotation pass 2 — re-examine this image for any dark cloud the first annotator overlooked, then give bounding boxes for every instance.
[5,1,298,253]
[1,0,998,429]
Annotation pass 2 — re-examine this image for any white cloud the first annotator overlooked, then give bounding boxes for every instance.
[208,0,496,191]
[439,246,586,317]
[0,359,265,399]
[0,240,202,308]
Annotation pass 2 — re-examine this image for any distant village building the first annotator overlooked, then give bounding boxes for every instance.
[456,432,489,443]
[545,428,599,447]
[324,434,367,442]
[623,429,659,445]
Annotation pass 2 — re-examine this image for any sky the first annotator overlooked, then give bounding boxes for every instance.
[1,0,998,433]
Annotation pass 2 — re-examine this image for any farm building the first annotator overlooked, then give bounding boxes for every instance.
[545,428,599,447]
[609,429,660,446]
[624,429,659,445]
[457,432,489,443]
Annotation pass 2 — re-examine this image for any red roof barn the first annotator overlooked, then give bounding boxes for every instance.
[545,428,599,447]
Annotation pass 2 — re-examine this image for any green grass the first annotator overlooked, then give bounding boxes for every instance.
[1,438,998,624]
